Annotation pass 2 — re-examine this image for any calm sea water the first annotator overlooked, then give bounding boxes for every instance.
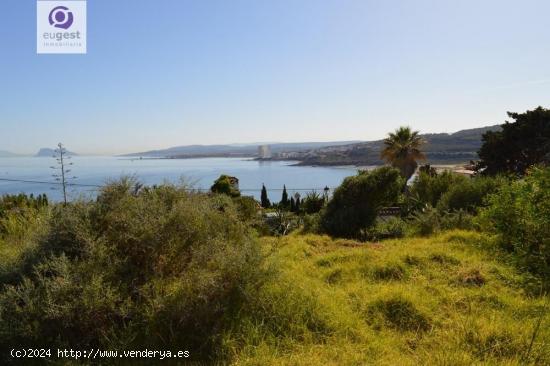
[0,156,358,202]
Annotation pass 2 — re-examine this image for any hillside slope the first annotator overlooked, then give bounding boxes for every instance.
[123,141,360,158]
[228,231,549,365]
[282,125,501,166]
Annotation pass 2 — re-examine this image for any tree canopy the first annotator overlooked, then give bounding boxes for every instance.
[260,184,270,208]
[477,106,550,176]
[211,175,240,197]
[320,167,403,239]
[280,185,289,207]
[381,126,426,180]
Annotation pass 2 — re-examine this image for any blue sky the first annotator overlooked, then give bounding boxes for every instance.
[1,0,550,155]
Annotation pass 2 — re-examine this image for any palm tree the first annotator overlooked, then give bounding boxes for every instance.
[381,126,426,180]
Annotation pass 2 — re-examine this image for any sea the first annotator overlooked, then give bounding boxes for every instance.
[0,156,360,202]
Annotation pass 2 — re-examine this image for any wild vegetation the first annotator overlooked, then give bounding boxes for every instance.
[229,231,549,365]
[1,194,548,364]
[480,167,550,280]
[288,125,501,167]
[320,167,403,239]
[0,181,266,363]
[0,107,549,364]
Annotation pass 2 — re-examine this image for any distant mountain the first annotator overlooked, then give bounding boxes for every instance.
[277,125,502,166]
[122,141,361,158]
[0,150,19,157]
[121,125,499,165]
[35,148,78,157]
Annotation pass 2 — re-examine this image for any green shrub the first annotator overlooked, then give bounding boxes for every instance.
[0,193,48,219]
[232,195,260,222]
[364,217,407,241]
[409,170,467,208]
[408,171,506,214]
[211,174,240,197]
[409,206,441,236]
[0,194,48,239]
[302,213,321,234]
[39,202,95,260]
[301,191,325,214]
[408,207,475,236]
[437,176,506,213]
[321,167,403,239]
[0,180,267,361]
[480,167,550,280]
[439,209,475,230]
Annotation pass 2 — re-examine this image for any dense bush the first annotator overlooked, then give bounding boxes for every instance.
[320,167,403,239]
[480,167,550,280]
[0,194,48,237]
[0,180,266,361]
[302,213,321,234]
[211,174,241,197]
[409,207,474,236]
[0,193,48,217]
[364,217,407,241]
[408,171,505,214]
[300,191,325,214]
[408,171,467,208]
[409,206,441,236]
[437,176,506,213]
[231,195,260,223]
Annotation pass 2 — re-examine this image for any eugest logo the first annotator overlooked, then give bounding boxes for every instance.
[37,1,87,54]
[48,6,74,29]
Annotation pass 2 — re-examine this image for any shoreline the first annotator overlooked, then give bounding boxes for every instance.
[117,155,471,171]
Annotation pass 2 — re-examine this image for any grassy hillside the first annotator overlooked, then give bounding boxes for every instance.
[288,125,501,166]
[1,182,548,364]
[227,231,549,365]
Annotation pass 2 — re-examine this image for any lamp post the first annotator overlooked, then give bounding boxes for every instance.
[323,186,330,202]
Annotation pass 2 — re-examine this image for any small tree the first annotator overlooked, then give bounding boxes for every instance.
[211,175,240,197]
[321,167,404,238]
[301,191,325,214]
[294,194,301,213]
[290,197,296,212]
[408,170,468,208]
[260,184,271,208]
[280,185,289,207]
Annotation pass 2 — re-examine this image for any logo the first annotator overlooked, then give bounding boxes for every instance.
[37,1,86,54]
[48,6,74,29]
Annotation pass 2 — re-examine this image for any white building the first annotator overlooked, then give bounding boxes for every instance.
[258,145,272,159]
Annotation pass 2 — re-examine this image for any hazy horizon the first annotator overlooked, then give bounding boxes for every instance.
[2,123,500,156]
[2,0,550,155]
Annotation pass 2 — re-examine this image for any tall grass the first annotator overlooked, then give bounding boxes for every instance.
[0,183,548,364]
[225,231,550,365]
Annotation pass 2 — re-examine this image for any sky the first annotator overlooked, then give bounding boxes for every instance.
[1,0,550,155]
